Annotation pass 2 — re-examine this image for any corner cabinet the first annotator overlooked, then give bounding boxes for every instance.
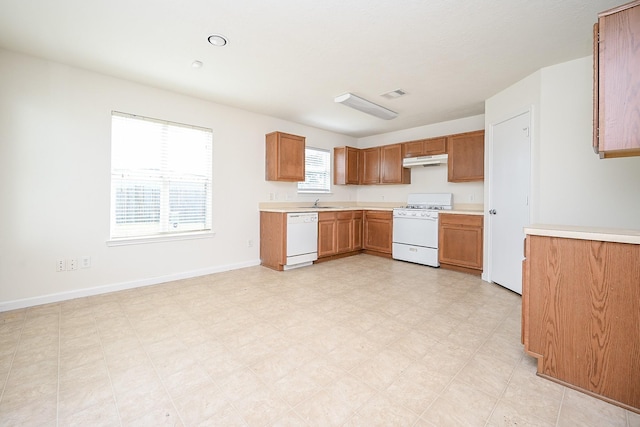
[593,1,640,158]
[363,210,393,256]
[447,130,485,182]
[265,131,305,181]
[317,211,363,260]
[334,144,410,185]
[438,214,483,274]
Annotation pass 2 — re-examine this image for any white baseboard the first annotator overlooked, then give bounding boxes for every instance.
[0,259,261,312]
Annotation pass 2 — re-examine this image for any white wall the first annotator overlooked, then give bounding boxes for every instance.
[0,49,357,308]
[355,115,486,206]
[537,57,640,228]
[485,56,640,229]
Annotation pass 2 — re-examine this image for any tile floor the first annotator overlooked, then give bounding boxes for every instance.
[0,254,638,427]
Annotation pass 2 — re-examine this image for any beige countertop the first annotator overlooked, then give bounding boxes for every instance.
[259,202,484,215]
[524,224,640,245]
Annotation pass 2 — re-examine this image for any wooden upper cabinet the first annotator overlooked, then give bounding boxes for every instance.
[334,146,360,185]
[594,1,640,158]
[380,143,411,184]
[403,137,447,157]
[447,130,485,182]
[360,147,381,184]
[265,131,305,181]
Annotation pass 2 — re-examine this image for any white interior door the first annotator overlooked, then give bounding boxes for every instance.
[489,111,531,294]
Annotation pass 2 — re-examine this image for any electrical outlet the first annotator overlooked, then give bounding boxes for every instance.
[68,258,78,271]
[56,258,66,272]
[247,239,253,247]
[80,256,91,269]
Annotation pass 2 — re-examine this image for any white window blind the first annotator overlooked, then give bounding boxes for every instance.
[298,147,331,193]
[110,112,213,241]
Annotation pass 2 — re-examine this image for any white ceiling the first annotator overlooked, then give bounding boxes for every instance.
[0,0,622,137]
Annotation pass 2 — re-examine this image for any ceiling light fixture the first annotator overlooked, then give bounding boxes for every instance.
[208,34,228,47]
[334,93,398,120]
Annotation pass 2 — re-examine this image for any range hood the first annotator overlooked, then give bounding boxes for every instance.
[403,154,448,167]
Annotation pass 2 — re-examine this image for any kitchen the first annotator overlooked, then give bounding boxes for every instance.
[1,0,640,424]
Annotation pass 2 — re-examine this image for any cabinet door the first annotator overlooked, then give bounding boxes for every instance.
[334,146,360,185]
[595,2,640,158]
[336,213,353,253]
[447,130,485,182]
[265,132,305,181]
[424,137,447,155]
[403,140,425,157]
[361,147,380,184]
[438,214,483,270]
[380,144,408,184]
[317,213,337,257]
[352,211,363,250]
[364,211,393,254]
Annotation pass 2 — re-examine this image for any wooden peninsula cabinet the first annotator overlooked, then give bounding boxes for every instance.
[363,210,393,256]
[438,213,483,274]
[447,130,485,182]
[593,1,640,158]
[522,226,640,413]
[265,131,305,181]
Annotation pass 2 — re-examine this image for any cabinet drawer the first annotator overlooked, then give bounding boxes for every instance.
[364,210,392,220]
[336,211,353,220]
[439,214,483,227]
[318,212,336,221]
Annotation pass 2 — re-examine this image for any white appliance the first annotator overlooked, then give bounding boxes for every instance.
[392,193,453,267]
[285,212,318,270]
[402,154,448,167]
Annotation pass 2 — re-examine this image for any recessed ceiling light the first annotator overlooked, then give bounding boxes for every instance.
[208,34,228,47]
[191,60,203,68]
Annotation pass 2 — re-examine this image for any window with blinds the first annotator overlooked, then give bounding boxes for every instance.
[110,112,213,241]
[297,147,331,193]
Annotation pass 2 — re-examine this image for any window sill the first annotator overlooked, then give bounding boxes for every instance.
[107,231,215,247]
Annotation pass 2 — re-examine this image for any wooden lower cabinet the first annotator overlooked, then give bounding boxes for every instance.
[523,234,640,413]
[259,212,287,270]
[438,213,483,274]
[317,211,363,260]
[317,213,337,258]
[363,210,393,256]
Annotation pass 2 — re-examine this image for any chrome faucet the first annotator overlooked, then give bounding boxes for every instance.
[313,198,320,208]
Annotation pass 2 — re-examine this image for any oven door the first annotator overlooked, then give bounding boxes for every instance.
[392,216,438,248]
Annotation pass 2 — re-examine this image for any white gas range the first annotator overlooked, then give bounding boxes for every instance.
[392,193,453,267]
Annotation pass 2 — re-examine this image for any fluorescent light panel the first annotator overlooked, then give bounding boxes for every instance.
[334,93,398,120]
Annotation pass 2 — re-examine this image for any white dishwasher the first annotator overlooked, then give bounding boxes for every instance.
[285,212,318,270]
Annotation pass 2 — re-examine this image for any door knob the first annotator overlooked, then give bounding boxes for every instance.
[489,209,497,215]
